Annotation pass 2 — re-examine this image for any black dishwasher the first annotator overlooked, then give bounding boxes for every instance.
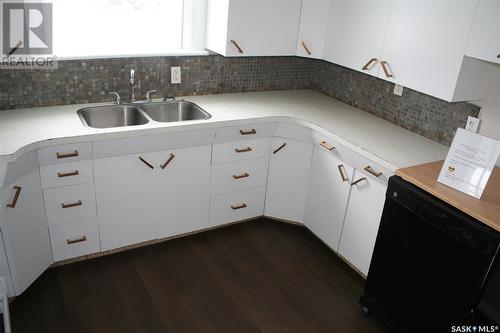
[360,176,500,332]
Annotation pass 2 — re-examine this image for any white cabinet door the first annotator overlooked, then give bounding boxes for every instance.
[1,168,52,295]
[338,169,386,276]
[379,1,477,101]
[156,145,211,238]
[323,0,391,76]
[296,0,330,59]
[265,138,313,223]
[466,0,500,64]
[304,147,353,250]
[94,153,157,251]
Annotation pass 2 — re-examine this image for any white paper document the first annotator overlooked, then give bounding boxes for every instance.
[438,128,500,199]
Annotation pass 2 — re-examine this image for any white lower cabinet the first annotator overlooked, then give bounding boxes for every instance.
[338,169,387,276]
[0,168,52,296]
[156,145,211,238]
[304,147,354,250]
[94,152,158,251]
[265,138,313,223]
[49,218,100,262]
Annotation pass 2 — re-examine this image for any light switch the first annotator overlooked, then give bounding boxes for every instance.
[465,116,480,133]
[171,67,181,84]
[393,84,404,96]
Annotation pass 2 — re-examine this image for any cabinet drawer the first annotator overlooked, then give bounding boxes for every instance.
[49,218,100,262]
[311,131,352,165]
[40,160,93,189]
[215,122,277,142]
[38,142,92,166]
[209,186,266,227]
[43,183,97,226]
[212,138,272,164]
[211,157,269,195]
[350,152,394,186]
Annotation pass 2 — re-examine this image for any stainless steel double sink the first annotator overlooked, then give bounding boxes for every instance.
[77,101,211,129]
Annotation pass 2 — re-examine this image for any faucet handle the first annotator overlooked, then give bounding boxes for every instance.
[145,89,157,102]
[109,92,121,104]
[163,94,176,101]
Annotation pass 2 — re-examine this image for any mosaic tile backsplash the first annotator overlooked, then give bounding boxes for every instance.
[0,54,480,146]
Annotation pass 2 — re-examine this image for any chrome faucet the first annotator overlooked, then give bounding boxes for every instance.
[129,69,135,102]
[145,89,157,102]
[109,91,121,104]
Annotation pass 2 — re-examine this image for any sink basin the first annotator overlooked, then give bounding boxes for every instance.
[139,101,211,122]
[77,105,148,128]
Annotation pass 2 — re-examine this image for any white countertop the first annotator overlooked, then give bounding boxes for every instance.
[0,89,448,169]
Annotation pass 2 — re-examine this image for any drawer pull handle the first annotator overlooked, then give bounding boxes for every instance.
[273,142,287,154]
[301,41,312,55]
[231,203,247,210]
[56,150,79,159]
[233,172,249,179]
[61,200,83,209]
[66,236,87,245]
[160,153,175,169]
[240,129,256,135]
[319,140,335,151]
[380,61,393,78]
[364,165,382,177]
[337,165,349,182]
[362,58,378,70]
[138,156,154,169]
[230,40,244,54]
[6,186,22,208]
[351,177,367,186]
[235,147,252,153]
[57,170,80,178]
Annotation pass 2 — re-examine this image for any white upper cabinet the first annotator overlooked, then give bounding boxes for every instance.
[265,138,313,223]
[206,0,302,56]
[466,0,500,64]
[296,0,330,59]
[379,1,481,101]
[323,0,391,76]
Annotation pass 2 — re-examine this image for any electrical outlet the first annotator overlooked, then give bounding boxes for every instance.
[171,67,181,84]
[393,84,404,96]
[465,116,480,133]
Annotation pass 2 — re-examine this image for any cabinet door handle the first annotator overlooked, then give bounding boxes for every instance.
[337,165,349,182]
[351,177,367,186]
[380,61,393,78]
[319,140,335,151]
[56,150,79,159]
[6,186,22,208]
[61,200,82,209]
[240,129,256,135]
[233,172,249,179]
[57,170,80,178]
[273,142,287,154]
[231,203,247,210]
[362,58,378,70]
[160,153,175,169]
[138,156,154,169]
[235,147,252,153]
[66,236,87,245]
[364,165,382,177]
[301,41,312,55]
[230,40,244,54]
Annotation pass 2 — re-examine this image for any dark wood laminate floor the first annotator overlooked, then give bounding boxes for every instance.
[10,218,387,333]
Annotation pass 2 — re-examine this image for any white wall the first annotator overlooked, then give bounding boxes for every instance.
[475,65,500,166]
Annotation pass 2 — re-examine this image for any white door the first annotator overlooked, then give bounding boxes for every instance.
[225,0,302,56]
[466,0,500,64]
[156,145,211,238]
[296,0,330,59]
[323,0,391,76]
[338,169,386,276]
[379,1,477,101]
[1,168,52,295]
[304,147,353,250]
[265,138,313,223]
[94,152,157,251]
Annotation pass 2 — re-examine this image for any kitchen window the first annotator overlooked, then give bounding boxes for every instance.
[51,0,207,59]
